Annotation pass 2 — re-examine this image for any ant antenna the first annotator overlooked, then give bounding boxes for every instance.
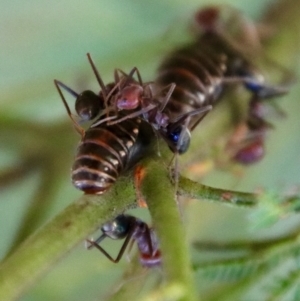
[86,53,108,99]
[54,80,85,137]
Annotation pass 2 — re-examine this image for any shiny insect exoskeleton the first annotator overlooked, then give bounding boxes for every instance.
[54,54,154,194]
[72,115,153,194]
[55,54,148,132]
[93,76,177,131]
[86,214,161,267]
[154,6,287,159]
[104,73,212,155]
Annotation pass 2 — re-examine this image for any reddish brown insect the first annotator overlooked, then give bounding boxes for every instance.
[154,6,287,161]
[86,214,161,267]
[54,54,154,194]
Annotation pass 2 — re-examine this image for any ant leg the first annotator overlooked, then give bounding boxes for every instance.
[114,68,129,90]
[105,79,122,107]
[144,82,155,97]
[253,85,288,99]
[228,94,274,165]
[155,83,176,112]
[86,53,107,99]
[117,67,144,86]
[90,115,118,128]
[87,53,116,117]
[54,80,84,137]
[86,233,106,247]
[114,68,122,84]
[221,76,289,99]
[125,238,136,262]
[106,103,157,126]
[128,67,144,86]
[189,106,212,131]
[171,105,212,131]
[86,225,135,263]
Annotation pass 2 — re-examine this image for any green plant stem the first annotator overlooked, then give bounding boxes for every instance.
[0,166,270,301]
[141,160,198,301]
[0,176,136,301]
[1,159,296,301]
[193,230,300,253]
[178,176,257,208]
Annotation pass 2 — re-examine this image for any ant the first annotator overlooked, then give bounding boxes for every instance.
[54,54,155,194]
[75,57,212,156]
[86,214,161,267]
[192,5,290,164]
[54,53,151,135]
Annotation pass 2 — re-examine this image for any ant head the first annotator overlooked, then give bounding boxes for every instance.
[164,124,191,154]
[194,6,220,33]
[75,90,104,121]
[162,105,211,154]
[101,215,130,240]
[115,84,143,111]
[54,80,105,124]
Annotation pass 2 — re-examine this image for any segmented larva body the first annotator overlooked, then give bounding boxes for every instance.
[55,53,156,194]
[156,31,262,131]
[72,116,153,194]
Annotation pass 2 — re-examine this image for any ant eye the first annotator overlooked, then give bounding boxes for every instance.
[244,80,264,93]
[75,90,103,121]
[168,126,181,143]
[177,129,191,154]
[237,70,265,93]
[114,215,130,235]
[167,126,190,154]
[101,216,130,239]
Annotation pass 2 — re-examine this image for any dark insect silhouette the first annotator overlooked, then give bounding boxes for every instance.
[54,54,154,194]
[229,94,273,164]
[154,6,288,161]
[86,214,161,267]
[98,68,212,155]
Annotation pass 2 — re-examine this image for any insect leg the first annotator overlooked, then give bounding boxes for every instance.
[54,80,85,137]
[86,225,135,263]
[86,53,108,99]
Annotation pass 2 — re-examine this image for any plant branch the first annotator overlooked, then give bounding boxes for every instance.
[178,176,258,208]
[140,160,198,301]
[1,150,299,301]
[0,176,136,301]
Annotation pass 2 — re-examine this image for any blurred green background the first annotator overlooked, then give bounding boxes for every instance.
[1,0,300,300]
